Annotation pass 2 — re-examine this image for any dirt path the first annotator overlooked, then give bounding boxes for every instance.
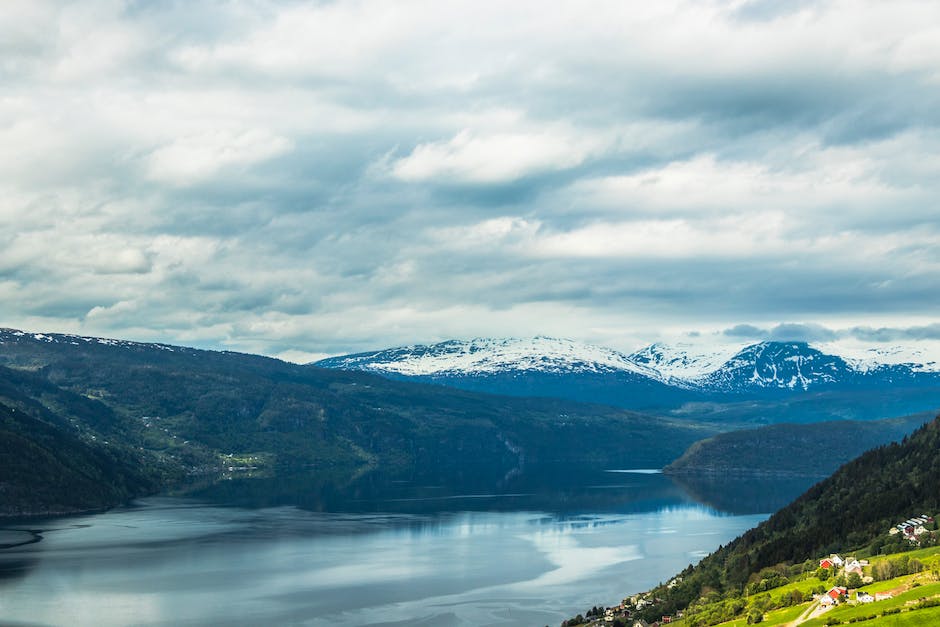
[785,599,822,626]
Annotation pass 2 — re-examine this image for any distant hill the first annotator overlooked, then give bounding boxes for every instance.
[0,328,721,518]
[634,415,940,622]
[665,411,936,477]
[314,337,940,421]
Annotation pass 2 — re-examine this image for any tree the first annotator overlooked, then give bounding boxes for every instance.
[846,572,863,589]
[816,567,831,581]
[746,607,764,624]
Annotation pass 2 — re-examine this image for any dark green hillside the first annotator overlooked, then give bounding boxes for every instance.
[0,329,720,517]
[665,411,936,477]
[0,371,168,517]
[635,416,940,622]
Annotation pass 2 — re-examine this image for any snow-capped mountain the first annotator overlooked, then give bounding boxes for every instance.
[314,337,940,414]
[690,342,853,392]
[0,328,195,355]
[815,343,940,374]
[314,337,697,410]
[628,342,746,380]
[689,341,940,393]
[316,336,663,379]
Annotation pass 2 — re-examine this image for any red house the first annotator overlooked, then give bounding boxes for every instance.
[819,559,833,569]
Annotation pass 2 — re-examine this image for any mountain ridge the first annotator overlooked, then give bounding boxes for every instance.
[313,338,940,417]
[0,327,722,518]
[314,337,940,385]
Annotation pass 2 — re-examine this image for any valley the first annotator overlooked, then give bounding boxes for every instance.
[1,328,938,626]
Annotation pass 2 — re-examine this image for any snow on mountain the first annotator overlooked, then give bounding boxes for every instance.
[315,336,940,394]
[692,342,852,392]
[813,342,940,374]
[628,342,746,380]
[314,336,665,379]
[0,328,183,353]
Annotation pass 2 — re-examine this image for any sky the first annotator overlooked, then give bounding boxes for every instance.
[2,0,939,362]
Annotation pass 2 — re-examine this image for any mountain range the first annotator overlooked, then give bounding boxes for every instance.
[2,327,939,519]
[315,337,940,420]
[0,328,719,517]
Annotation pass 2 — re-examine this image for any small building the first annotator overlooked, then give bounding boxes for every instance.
[830,554,845,566]
[857,592,874,603]
[826,587,848,603]
[875,592,893,601]
[819,558,834,569]
[844,559,865,575]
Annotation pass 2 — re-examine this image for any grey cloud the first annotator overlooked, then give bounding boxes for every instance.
[718,323,940,345]
[848,324,940,342]
[1,1,939,357]
[768,323,839,343]
[723,324,767,339]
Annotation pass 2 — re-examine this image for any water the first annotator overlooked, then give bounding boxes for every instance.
[0,468,811,626]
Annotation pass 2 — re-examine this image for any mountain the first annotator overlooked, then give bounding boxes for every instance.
[314,338,940,420]
[0,366,171,518]
[316,336,664,378]
[632,415,940,623]
[690,341,936,394]
[0,328,722,517]
[628,342,745,380]
[315,337,699,409]
[664,411,936,478]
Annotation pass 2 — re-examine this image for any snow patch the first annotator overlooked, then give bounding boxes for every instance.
[814,342,940,373]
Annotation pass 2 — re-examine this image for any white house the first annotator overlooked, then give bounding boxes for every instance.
[819,595,836,607]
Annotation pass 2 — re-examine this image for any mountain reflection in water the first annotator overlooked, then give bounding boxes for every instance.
[179,464,813,516]
[0,468,816,627]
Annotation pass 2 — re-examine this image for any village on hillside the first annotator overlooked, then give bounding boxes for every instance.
[560,513,940,627]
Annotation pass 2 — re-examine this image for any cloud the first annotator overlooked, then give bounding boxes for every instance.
[848,323,940,342]
[391,128,603,184]
[146,130,292,186]
[0,0,938,357]
[721,323,940,345]
[769,323,840,342]
[723,324,767,339]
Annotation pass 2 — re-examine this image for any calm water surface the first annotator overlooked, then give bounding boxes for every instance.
[0,469,811,626]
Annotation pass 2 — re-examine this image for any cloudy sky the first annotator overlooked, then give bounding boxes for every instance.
[2,0,939,361]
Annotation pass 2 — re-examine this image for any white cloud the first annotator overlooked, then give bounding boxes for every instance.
[0,0,938,356]
[146,130,292,186]
[391,129,603,184]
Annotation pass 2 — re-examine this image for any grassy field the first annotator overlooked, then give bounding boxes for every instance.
[800,578,940,626]
[862,604,940,625]
[671,544,940,627]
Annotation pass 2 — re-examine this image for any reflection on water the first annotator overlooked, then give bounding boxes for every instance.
[180,464,812,517]
[0,469,814,626]
[669,473,815,515]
